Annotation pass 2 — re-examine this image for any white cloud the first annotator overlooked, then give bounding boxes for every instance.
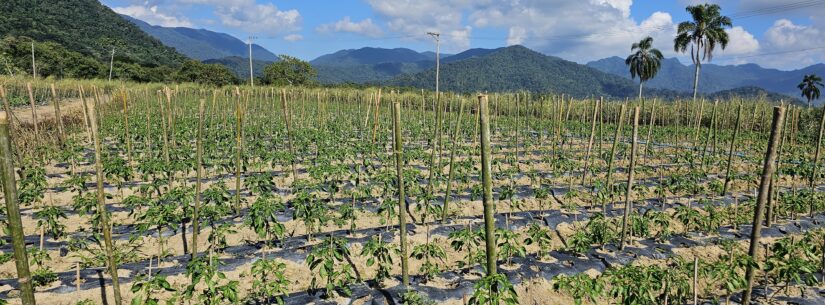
[284,34,303,42]
[316,17,383,38]
[113,5,193,27]
[211,1,301,37]
[118,0,301,36]
[752,19,825,69]
[466,2,679,62]
[365,0,473,51]
[506,27,526,46]
[718,26,760,55]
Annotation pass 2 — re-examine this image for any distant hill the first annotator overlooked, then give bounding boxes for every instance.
[387,45,655,98]
[122,15,278,61]
[586,56,824,100]
[203,56,272,78]
[0,0,186,67]
[312,47,456,84]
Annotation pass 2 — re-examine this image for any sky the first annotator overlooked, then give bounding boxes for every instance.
[102,0,825,70]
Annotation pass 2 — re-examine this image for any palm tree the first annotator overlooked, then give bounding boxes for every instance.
[798,74,823,108]
[625,36,664,100]
[674,4,732,100]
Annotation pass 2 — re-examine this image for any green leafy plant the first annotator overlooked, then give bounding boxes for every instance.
[360,235,399,285]
[306,235,356,298]
[249,258,289,305]
[553,273,604,305]
[468,273,519,305]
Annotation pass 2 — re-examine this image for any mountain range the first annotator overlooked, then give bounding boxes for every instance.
[310,47,453,84]
[122,15,278,62]
[586,56,824,99]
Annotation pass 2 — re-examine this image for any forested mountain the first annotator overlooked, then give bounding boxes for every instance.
[387,45,654,98]
[587,56,825,98]
[122,15,278,62]
[311,47,455,84]
[311,47,431,66]
[203,56,272,78]
[0,0,185,67]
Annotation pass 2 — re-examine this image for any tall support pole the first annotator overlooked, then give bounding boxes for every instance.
[391,101,409,286]
[31,40,36,79]
[619,107,640,250]
[809,105,825,216]
[108,48,115,82]
[721,104,742,196]
[192,98,206,258]
[441,99,465,222]
[248,36,256,87]
[742,106,785,305]
[50,84,64,146]
[478,94,497,275]
[0,113,36,305]
[88,102,124,305]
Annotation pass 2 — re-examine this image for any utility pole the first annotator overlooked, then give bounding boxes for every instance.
[427,32,440,105]
[108,48,115,82]
[248,35,257,87]
[30,40,36,79]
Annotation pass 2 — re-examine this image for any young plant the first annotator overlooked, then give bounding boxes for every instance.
[468,273,519,305]
[249,258,289,305]
[553,273,604,305]
[183,256,239,305]
[306,235,356,298]
[360,235,400,285]
[130,274,176,305]
[523,223,553,260]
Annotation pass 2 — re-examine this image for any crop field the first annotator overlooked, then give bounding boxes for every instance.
[0,78,824,305]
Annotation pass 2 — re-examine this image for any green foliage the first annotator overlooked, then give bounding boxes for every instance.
[130,274,176,305]
[174,60,238,87]
[399,291,436,305]
[245,196,286,243]
[262,55,316,86]
[306,236,355,298]
[34,205,67,240]
[0,0,186,67]
[360,235,399,284]
[468,273,519,305]
[523,223,553,259]
[553,273,604,305]
[31,267,58,287]
[184,256,240,305]
[249,258,289,305]
[411,239,447,282]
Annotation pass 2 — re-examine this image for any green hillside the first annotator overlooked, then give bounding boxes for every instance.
[0,0,186,68]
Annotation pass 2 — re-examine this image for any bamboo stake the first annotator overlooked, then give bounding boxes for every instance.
[192,98,205,259]
[441,99,465,222]
[121,90,132,165]
[391,101,409,287]
[478,94,497,276]
[721,104,742,196]
[281,89,298,181]
[88,102,124,305]
[0,112,36,305]
[809,105,825,217]
[604,104,627,213]
[50,84,64,146]
[581,98,600,185]
[26,82,38,143]
[741,106,785,305]
[619,107,639,250]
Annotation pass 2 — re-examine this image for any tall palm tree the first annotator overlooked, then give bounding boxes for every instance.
[799,74,823,108]
[625,36,664,100]
[674,3,732,100]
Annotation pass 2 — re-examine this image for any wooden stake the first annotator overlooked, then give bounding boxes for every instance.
[619,107,640,250]
[742,106,785,305]
[391,101,409,286]
[478,94,497,276]
[0,112,37,305]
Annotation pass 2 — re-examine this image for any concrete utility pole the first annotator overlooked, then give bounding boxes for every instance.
[248,35,257,87]
[427,32,440,104]
[108,48,115,82]
[30,40,36,79]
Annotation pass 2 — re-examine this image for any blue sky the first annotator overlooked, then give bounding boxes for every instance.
[103,0,825,70]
